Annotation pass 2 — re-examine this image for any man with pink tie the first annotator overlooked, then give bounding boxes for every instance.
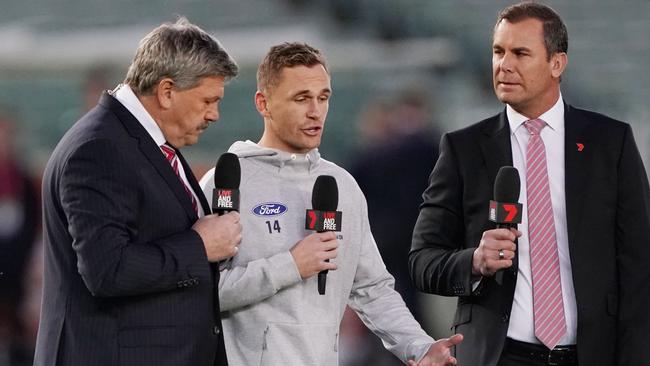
[410,2,650,365]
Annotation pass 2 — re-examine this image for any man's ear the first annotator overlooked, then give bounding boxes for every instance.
[550,52,567,79]
[156,78,175,109]
[255,90,271,118]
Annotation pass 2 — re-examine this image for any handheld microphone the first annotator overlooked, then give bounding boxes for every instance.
[305,175,342,295]
[212,153,240,215]
[489,166,522,228]
[489,166,522,284]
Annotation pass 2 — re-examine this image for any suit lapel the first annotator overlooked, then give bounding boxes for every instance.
[140,141,199,221]
[177,151,211,215]
[100,93,199,221]
[479,110,514,186]
[564,104,591,248]
[479,110,516,283]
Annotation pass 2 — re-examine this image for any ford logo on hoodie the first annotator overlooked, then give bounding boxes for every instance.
[252,203,288,217]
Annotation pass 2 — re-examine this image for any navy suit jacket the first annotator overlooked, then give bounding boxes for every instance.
[35,93,228,366]
[410,104,650,366]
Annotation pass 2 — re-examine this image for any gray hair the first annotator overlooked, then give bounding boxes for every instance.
[124,17,238,95]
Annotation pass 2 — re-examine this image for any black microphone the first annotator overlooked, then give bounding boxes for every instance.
[489,166,522,284]
[305,175,342,295]
[490,166,522,228]
[212,152,240,215]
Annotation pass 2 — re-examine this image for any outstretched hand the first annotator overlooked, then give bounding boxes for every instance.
[407,334,463,366]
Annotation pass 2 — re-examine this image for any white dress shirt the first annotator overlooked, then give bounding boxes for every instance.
[506,95,577,346]
[112,84,204,217]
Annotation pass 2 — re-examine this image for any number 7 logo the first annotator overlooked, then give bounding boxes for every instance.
[308,210,317,229]
[503,204,518,222]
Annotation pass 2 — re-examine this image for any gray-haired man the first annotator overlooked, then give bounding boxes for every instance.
[35,18,241,366]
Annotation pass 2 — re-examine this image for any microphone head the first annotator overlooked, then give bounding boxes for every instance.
[214,152,241,189]
[312,175,338,211]
[494,166,520,202]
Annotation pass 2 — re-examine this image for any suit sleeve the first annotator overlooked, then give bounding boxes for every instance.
[409,133,476,297]
[614,125,650,364]
[60,139,207,297]
[198,169,303,311]
[348,193,434,363]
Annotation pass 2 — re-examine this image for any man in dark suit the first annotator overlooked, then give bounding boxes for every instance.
[34,18,242,366]
[409,2,650,366]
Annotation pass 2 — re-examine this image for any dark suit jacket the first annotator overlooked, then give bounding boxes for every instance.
[410,104,650,366]
[34,93,228,366]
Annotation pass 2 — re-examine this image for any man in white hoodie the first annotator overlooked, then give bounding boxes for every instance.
[200,42,462,366]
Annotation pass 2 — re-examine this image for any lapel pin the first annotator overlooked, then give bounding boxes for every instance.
[576,143,585,152]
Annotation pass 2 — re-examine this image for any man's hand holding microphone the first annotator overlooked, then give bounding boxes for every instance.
[193,153,242,262]
[472,166,523,280]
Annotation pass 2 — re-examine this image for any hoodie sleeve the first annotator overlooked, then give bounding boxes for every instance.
[347,192,435,363]
[199,168,302,311]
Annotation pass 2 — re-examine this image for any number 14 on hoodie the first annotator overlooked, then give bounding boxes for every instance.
[265,220,281,234]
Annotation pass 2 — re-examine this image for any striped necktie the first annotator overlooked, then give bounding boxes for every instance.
[525,118,566,349]
[160,144,198,214]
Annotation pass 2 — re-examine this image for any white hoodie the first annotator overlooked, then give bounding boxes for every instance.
[199,141,434,365]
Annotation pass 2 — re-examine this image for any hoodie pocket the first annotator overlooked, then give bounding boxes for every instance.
[260,322,338,366]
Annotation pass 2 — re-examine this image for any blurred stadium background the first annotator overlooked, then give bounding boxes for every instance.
[2,0,649,169]
[1,1,649,365]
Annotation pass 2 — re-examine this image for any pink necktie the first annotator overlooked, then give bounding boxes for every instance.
[525,119,566,349]
[160,144,198,214]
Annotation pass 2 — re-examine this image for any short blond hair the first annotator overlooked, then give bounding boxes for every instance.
[257,42,328,93]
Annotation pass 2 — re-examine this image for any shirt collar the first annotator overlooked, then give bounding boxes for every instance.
[507,94,565,134]
[113,84,167,147]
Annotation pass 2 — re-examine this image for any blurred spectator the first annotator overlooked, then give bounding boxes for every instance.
[340,90,441,365]
[356,99,394,146]
[81,66,113,113]
[0,108,39,366]
[57,65,115,138]
[339,307,398,366]
[350,89,441,324]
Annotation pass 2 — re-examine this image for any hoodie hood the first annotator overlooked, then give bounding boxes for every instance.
[228,140,321,171]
